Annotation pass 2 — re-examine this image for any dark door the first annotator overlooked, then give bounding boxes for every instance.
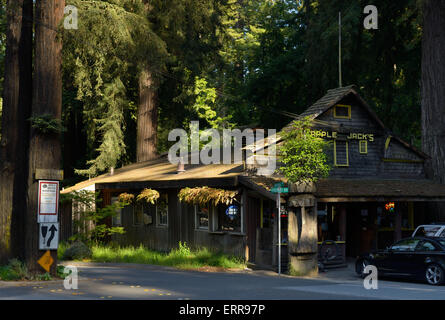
[382,238,420,275]
[246,197,261,263]
[412,240,439,276]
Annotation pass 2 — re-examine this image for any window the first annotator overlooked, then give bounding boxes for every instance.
[111,196,123,226]
[133,204,143,226]
[359,140,368,154]
[334,104,351,119]
[414,226,441,237]
[217,204,242,233]
[416,241,437,252]
[195,205,210,230]
[334,140,349,166]
[156,194,168,226]
[391,239,420,252]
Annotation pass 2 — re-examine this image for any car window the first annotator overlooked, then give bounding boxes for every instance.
[391,239,420,252]
[416,241,437,252]
[414,226,441,237]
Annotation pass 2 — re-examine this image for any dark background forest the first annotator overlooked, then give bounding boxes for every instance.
[0,0,425,186]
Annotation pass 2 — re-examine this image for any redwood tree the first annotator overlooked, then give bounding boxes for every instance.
[0,0,33,263]
[25,0,65,273]
[137,70,159,162]
[421,0,445,220]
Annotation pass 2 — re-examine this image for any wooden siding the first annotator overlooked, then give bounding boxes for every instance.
[312,95,426,180]
[111,188,248,259]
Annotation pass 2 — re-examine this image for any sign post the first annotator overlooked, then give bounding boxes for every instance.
[35,174,62,274]
[270,182,288,276]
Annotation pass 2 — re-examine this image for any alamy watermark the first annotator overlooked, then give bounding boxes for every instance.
[363,5,378,30]
[63,265,78,290]
[168,121,277,176]
[64,5,78,30]
[363,265,378,290]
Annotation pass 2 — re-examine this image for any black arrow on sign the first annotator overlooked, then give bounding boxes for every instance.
[47,224,57,247]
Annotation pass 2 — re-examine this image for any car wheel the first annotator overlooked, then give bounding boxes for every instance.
[356,259,370,278]
[425,264,445,286]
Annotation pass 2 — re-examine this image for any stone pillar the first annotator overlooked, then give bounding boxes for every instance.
[287,194,318,277]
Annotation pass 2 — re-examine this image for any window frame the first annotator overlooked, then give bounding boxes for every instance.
[334,140,349,167]
[359,140,368,154]
[333,104,351,119]
[195,204,211,231]
[156,194,169,227]
[111,196,123,227]
[390,239,420,252]
[132,204,143,227]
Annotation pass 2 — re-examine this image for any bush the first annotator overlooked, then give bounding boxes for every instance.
[0,259,29,280]
[62,241,92,260]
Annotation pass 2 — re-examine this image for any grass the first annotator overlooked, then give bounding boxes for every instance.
[0,259,62,281]
[60,242,246,270]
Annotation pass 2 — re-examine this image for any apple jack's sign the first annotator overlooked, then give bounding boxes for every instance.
[309,130,375,142]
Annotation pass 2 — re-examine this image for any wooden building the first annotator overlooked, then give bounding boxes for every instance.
[62,85,445,274]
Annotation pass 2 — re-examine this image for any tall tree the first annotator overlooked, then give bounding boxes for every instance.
[25,0,65,273]
[0,0,33,263]
[421,0,445,220]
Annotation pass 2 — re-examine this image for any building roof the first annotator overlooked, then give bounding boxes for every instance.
[242,176,445,202]
[315,178,445,201]
[62,156,243,193]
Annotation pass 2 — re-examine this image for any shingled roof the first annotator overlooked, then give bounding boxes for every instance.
[297,85,385,129]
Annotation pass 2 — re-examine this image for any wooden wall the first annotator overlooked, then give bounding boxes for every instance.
[315,95,425,180]
[111,188,248,259]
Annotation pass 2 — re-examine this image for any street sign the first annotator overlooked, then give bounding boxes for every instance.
[39,222,59,250]
[37,250,54,273]
[270,182,288,194]
[37,180,59,223]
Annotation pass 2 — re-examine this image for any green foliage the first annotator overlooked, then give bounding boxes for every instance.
[63,0,167,177]
[62,241,93,260]
[136,188,160,204]
[279,117,331,183]
[28,114,67,134]
[61,190,127,244]
[190,77,234,129]
[178,187,238,206]
[0,259,29,280]
[90,242,246,270]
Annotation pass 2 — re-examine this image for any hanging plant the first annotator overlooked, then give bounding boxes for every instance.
[178,187,238,206]
[118,193,134,204]
[136,188,160,204]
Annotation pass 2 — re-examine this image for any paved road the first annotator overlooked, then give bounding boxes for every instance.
[1,262,445,300]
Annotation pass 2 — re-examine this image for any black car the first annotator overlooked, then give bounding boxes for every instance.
[356,237,445,285]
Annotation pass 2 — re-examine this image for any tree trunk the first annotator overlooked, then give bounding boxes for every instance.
[0,0,33,263]
[421,0,445,221]
[25,0,64,274]
[137,70,158,162]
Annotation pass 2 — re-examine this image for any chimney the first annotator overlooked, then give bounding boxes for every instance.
[177,162,186,174]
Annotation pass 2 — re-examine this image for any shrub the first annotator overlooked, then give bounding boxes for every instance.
[62,241,92,260]
[0,259,29,280]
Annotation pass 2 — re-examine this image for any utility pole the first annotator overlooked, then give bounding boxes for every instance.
[339,11,342,88]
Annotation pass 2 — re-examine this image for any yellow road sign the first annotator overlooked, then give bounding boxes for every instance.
[37,250,54,273]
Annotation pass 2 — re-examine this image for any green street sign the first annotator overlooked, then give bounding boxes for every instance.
[270,182,288,193]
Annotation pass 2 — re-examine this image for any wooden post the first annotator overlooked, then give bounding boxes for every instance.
[287,195,318,276]
[394,205,402,242]
[339,206,347,241]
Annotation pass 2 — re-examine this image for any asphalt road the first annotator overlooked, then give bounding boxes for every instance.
[1,262,445,300]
